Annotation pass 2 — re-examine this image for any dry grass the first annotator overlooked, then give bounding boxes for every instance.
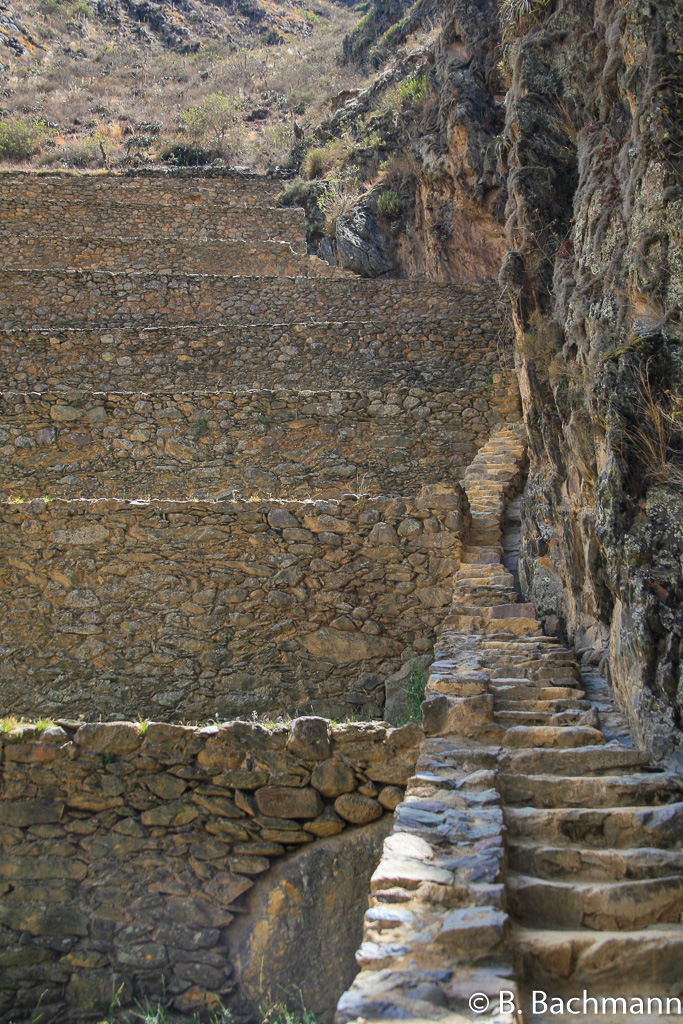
[0,0,371,171]
[623,361,683,489]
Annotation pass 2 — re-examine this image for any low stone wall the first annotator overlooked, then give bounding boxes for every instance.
[0,488,468,721]
[0,716,422,1020]
[0,380,520,500]
[0,237,343,278]
[0,273,506,330]
[0,204,306,245]
[0,317,513,394]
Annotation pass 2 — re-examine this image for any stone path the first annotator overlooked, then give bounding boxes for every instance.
[337,424,683,1024]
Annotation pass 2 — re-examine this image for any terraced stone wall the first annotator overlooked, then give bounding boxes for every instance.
[0,716,422,1020]
[0,167,286,204]
[0,317,512,393]
[0,274,503,329]
[0,238,343,278]
[0,170,294,244]
[0,379,520,500]
[0,488,468,722]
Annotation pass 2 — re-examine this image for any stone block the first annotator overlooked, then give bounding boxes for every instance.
[255,786,324,819]
[334,792,383,824]
[286,717,332,761]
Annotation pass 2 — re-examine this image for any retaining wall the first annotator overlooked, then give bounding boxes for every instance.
[0,168,287,205]
[0,488,468,721]
[0,273,505,329]
[0,318,512,393]
[0,205,306,244]
[0,716,422,1021]
[0,379,520,499]
[0,237,344,277]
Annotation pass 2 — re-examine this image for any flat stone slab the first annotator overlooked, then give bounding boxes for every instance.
[490,603,536,619]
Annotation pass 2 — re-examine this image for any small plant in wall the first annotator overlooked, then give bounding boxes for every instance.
[400,661,427,725]
[193,415,209,441]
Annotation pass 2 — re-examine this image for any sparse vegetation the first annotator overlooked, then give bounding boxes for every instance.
[317,170,361,237]
[498,0,550,64]
[0,0,371,171]
[1,716,54,732]
[614,356,683,489]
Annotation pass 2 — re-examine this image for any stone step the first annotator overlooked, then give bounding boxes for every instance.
[461,547,503,563]
[489,684,587,700]
[0,271,484,331]
[502,725,606,749]
[503,802,683,848]
[495,699,590,714]
[440,615,542,637]
[453,577,515,590]
[500,772,683,809]
[508,873,683,930]
[454,569,511,582]
[507,842,683,882]
[513,923,683,993]
[499,744,648,776]
[495,708,594,727]
[452,591,520,607]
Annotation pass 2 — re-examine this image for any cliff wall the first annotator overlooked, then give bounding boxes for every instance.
[500,0,683,765]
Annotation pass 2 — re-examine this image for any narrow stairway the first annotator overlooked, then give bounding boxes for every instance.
[337,423,683,1024]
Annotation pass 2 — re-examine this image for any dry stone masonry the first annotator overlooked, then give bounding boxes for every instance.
[0,716,421,1020]
[0,491,468,722]
[0,168,519,724]
[0,167,681,1024]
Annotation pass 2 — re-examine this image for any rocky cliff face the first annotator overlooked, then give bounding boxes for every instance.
[327,0,509,281]
[342,0,682,763]
[501,0,683,766]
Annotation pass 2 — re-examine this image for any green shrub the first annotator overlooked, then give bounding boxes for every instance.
[303,139,348,180]
[181,92,243,158]
[0,117,49,163]
[304,146,329,179]
[161,143,215,166]
[377,189,403,219]
[397,74,429,110]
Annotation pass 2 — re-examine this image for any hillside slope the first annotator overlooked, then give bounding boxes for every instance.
[0,0,365,168]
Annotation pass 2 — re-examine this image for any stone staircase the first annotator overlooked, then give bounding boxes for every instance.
[337,424,683,1024]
